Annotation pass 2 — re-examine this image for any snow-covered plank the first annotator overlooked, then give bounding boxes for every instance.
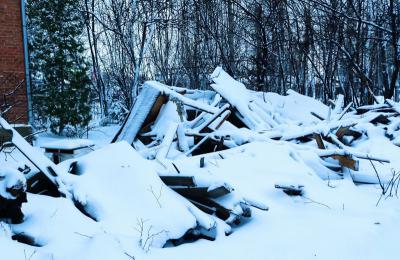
[146,81,219,114]
[40,139,94,151]
[112,84,163,144]
[156,122,178,160]
[210,67,272,131]
[0,117,68,195]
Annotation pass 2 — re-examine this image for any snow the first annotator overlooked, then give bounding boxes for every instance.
[10,194,132,260]
[147,141,400,260]
[59,141,214,248]
[150,101,180,140]
[1,133,399,259]
[40,139,94,150]
[256,89,329,125]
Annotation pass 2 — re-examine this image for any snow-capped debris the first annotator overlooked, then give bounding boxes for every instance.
[211,66,275,130]
[0,117,68,197]
[3,67,400,258]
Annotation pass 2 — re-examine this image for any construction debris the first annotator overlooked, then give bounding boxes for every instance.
[0,117,68,197]
[3,66,400,251]
[111,67,394,186]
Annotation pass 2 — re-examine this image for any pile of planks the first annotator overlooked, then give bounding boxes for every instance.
[4,66,400,241]
[111,68,397,189]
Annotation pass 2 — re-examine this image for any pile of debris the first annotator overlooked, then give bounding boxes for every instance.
[112,67,393,184]
[2,66,400,249]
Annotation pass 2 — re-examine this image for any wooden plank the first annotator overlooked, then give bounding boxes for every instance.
[0,117,67,195]
[336,127,349,140]
[159,176,196,187]
[356,104,389,114]
[195,104,230,133]
[314,132,359,171]
[310,112,325,121]
[370,114,390,125]
[188,199,215,215]
[313,133,326,149]
[172,187,208,197]
[332,155,359,171]
[155,123,178,160]
[44,148,75,155]
[335,127,362,140]
[172,185,231,199]
[207,186,231,198]
[0,125,32,146]
[112,85,162,144]
[190,197,231,221]
[140,94,168,133]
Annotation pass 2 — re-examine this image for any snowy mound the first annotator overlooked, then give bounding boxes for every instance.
[63,141,214,248]
[255,90,329,125]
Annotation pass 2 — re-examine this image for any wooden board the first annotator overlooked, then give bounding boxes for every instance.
[314,133,326,149]
[332,155,359,171]
[160,176,196,187]
[172,185,231,199]
[140,94,168,133]
[112,85,162,144]
[335,127,362,140]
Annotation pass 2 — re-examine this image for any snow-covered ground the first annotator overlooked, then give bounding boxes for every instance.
[0,123,399,260]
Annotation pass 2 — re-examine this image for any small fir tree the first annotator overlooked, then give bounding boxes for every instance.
[27,0,92,134]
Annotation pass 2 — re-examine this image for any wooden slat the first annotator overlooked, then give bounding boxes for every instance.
[172,185,231,199]
[189,197,231,221]
[140,95,168,133]
[313,133,326,149]
[159,176,196,187]
[332,155,359,171]
[336,127,362,140]
[314,132,359,171]
[207,186,231,198]
[172,187,208,197]
[310,112,325,121]
[370,114,390,124]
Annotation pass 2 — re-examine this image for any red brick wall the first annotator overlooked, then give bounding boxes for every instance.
[0,0,28,124]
